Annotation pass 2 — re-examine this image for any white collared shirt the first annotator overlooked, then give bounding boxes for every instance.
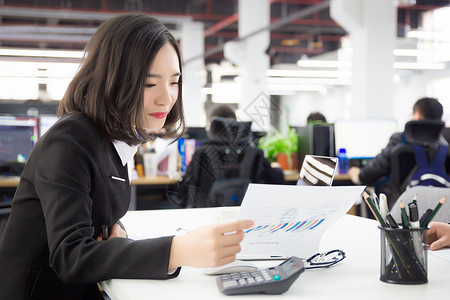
[113,140,139,183]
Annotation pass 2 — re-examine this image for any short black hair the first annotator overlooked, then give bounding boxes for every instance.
[413,97,443,120]
[209,104,236,121]
[307,112,327,124]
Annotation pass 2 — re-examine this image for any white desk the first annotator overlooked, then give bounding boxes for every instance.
[101,208,450,300]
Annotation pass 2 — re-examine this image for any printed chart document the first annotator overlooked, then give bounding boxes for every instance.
[238,184,366,259]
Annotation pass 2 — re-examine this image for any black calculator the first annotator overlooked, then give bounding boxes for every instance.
[216,257,305,295]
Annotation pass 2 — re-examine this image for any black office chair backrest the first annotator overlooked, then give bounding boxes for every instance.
[0,207,11,238]
[208,117,252,147]
[389,120,450,208]
[403,120,445,147]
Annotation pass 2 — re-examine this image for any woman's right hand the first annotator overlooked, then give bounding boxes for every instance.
[168,220,254,270]
[428,222,450,251]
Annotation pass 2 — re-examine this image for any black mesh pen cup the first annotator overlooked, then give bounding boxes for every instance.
[379,226,429,284]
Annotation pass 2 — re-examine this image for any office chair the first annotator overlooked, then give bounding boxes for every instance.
[390,186,450,224]
[389,120,450,208]
[0,206,11,238]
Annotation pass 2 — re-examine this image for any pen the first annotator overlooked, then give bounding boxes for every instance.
[419,209,433,228]
[379,193,388,222]
[408,202,420,229]
[422,196,446,228]
[408,202,424,264]
[102,224,109,240]
[386,213,399,229]
[399,201,409,229]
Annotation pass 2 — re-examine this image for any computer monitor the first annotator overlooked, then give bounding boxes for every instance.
[184,127,208,146]
[334,119,398,160]
[443,127,450,144]
[0,116,38,163]
[296,124,335,169]
[39,114,59,137]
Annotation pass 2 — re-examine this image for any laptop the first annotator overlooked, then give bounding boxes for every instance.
[297,155,338,186]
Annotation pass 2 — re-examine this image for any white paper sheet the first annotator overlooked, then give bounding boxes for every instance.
[429,248,450,262]
[237,184,366,259]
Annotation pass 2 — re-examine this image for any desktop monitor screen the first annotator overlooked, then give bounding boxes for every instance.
[334,119,398,160]
[0,116,38,163]
[39,114,59,137]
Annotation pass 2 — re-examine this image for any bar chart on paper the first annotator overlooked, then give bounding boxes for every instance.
[238,184,366,258]
[245,214,326,236]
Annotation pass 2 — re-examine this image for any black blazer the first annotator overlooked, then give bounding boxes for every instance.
[0,114,179,300]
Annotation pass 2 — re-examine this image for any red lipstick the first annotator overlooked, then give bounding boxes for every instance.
[149,112,168,119]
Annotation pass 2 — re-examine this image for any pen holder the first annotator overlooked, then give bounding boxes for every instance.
[379,226,429,284]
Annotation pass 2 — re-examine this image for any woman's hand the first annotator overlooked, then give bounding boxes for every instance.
[96,223,127,241]
[428,222,450,251]
[168,220,254,270]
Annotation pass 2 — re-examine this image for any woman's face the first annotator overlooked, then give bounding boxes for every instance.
[143,42,180,130]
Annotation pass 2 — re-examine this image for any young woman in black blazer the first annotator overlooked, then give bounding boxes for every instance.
[0,14,253,300]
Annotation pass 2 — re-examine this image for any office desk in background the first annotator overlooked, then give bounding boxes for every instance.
[101,208,450,300]
[0,172,354,210]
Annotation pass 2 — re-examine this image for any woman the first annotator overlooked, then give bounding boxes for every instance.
[0,14,252,300]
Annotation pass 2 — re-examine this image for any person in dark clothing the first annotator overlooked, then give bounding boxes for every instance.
[169,104,284,208]
[0,14,253,300]
[307,112,327,125]
[348,97,447,202]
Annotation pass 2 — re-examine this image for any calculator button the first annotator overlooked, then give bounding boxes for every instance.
[273,275,281,281]
[240,272,251,278]
[220,275,231,280]
[255,276,265,282]
[223,280,239,289]
[231,274,241,280]
[250,271,261,277]
[238,278,247,285]
[247,277,256,284]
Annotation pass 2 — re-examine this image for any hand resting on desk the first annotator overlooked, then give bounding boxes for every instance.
[168,220,254,271]
[428,222,450,251]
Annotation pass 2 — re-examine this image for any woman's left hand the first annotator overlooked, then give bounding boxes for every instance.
[96,223,127,241]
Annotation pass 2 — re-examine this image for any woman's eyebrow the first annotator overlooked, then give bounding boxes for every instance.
[147,72,181,78]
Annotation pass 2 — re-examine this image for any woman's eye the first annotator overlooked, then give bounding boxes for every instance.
[145,83,156,88]
[171,82,179,86]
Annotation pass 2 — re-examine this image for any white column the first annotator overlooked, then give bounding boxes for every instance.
[235,0,271,131]
[331,0,396,118]
[181,22,205,126]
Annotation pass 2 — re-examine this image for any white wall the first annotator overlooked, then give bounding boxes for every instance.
[282,67,450,131]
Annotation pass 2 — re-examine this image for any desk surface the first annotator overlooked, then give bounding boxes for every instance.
[101,208,450,300]
[0,175,177,188]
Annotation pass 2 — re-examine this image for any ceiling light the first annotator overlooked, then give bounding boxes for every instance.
[406,30,450,41]
[266,69,352,78]
[297,60,352,68]
[0,48,84,58]
[267,83,327,94]
[393,62,446,70]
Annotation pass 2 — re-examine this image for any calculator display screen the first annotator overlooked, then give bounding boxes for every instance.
[280,259,300,276]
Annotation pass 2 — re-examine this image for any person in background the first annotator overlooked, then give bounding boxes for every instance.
[208,104,285,183]
[0,14,252,300]
[348,97,447,204]
[168,104,285,208]
[428,222,450,251]
[307,112,327,125]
